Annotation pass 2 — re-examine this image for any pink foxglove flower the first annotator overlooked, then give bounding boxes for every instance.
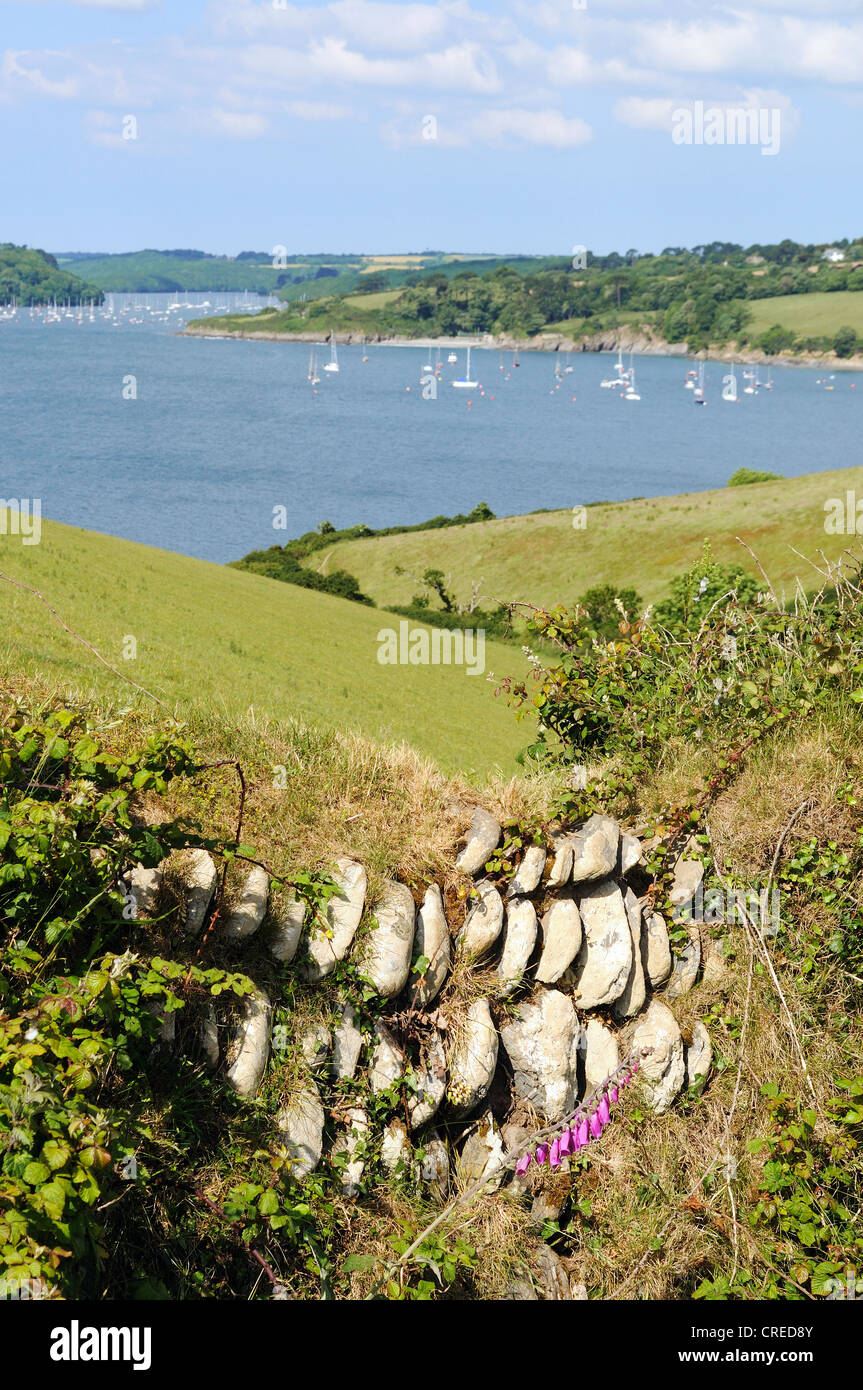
[589,1109,603,1139]
[576,1118,589,1148]
[549,1137,562,1169]
[609,1085,619,1105]
[598,1095,611,1125]
[535,1143,549,1166]
[515,1154,532,1176]
[559,1128,574,1157]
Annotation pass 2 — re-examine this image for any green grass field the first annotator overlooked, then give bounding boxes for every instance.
[342,289,405,310]
[316,467,863,612]
[745,291,863,339]
[0,519,526,777]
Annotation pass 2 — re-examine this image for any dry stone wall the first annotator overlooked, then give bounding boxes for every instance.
[141,805,712,1200]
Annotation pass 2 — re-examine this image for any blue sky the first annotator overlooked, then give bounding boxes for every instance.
[1,0,861,255]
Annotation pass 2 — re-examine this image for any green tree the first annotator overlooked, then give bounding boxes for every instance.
[833,325,858,358]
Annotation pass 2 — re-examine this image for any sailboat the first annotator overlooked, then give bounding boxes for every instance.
[721,364,738,402]
[323,332,339,373]
[624,358,640,400]
[513,349,520,368]
[452,346,478,388]
[693,360,706,403]
[447,350,458,364]
[309,350,321,385]
[684,366,697,391]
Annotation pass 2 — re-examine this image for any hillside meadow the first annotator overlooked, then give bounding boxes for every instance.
[314,467,863,612]
[0,517,526,778]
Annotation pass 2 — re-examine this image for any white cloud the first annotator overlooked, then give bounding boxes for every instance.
[329,1,449,52]
[240,37,500,93]
[285,99,356,121]
[470,106,592,147]
[613,95,676,130]
[208,108,270,138]
[1,50,78,98]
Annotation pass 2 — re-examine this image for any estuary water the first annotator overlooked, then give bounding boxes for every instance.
[1,293,859,564]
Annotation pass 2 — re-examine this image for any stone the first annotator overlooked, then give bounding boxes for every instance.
[277,1085,324,1179]
[300,1023,331,1073]
[225,987,271,1098]
[582,1017,619,1090]
[569,880,633,1010]
[505,1277,539,1301]
[664,928,701,1001]
[456,807,501,876]
[369,1020,404,1094]
[303,857,366,982]
[630,1000,685,1114]
[200,1005,220,1070]
[501,1122,532,1197]
[500,989,580,1122]
[382,1119,412,1175]
[456,1109,506,1189]
[570,1280,588,1300]
[547,839,574,888]
[269,894,306,963]
[570,814,620,885]
[418,1132,450,1199]
[670,854,704,911]
[536,895,582,984]
[643,910,672,987]
[355,880,415,998]
[457,880,504,961]
[409,884,451,1007]
[702,935,730,986]
[613,888,648,1020]
[507,845,547,898]
[447,998,498,1116]
[123,862,162,920]
[684,1020,713,1089]
[535,1243,571,1300]
[618,833,642,877]
[496,898,538,997]
[332,1002,363,1080]
[531,1179,569,1224]
[333,1107,369,1197]
[221,865,269,943]
[183,849,217,936]
[409,1030,447,1129]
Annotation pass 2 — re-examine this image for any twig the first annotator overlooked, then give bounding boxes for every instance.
[734,538,781,612]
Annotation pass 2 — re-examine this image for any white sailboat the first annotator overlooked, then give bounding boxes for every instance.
[323,332,339,372]
[624,359,640,400]
[452,346,478,388]
[447,351,458,364]
[694,360,706,404]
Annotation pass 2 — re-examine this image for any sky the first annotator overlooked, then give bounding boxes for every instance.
[1,0,861,255]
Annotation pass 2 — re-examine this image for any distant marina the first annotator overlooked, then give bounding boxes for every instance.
[1,292,860,566]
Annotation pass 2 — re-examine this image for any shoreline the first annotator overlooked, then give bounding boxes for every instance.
[181,322,863,373]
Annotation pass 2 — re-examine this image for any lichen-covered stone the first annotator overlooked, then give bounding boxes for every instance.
[277,1085,324,1178]
[507,845,547,898]
[500,989,580,1122]
[643,910,672,987]
[496,898,538,998]
[446,998,498,1117]
[630,1000,685,1114]
[269,894,306,963]
[222,865,269,943]
[613,887,648,1020]
[456,807,501,876]
[355,880,415,998]
[536,894,582,984]
[183,849,217,936]
[570,815,620,885]
[225,987,271,1098]
[303,857,366,982]
[569,880,633,1009]
[409,884,451,1007]
[457,880,504,961]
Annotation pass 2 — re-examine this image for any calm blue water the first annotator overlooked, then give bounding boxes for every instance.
[1,294,859,564]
